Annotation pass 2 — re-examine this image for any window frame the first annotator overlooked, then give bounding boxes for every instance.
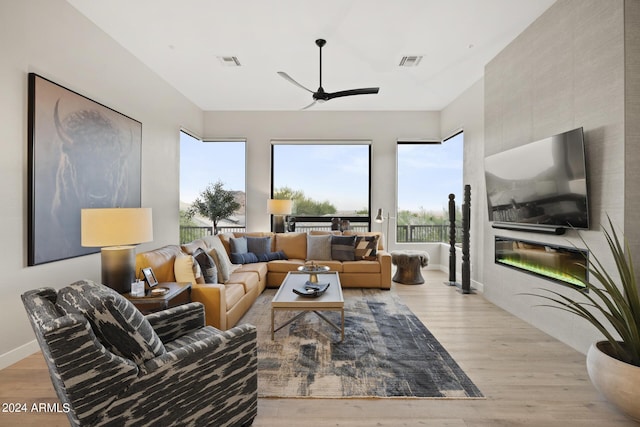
[395,131,463,244]
[179,131,247,239]
[270,140,373,231]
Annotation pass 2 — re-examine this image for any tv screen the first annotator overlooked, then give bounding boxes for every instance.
[484,127,589,230]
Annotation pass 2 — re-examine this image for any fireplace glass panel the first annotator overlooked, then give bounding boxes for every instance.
[495,236,588,289]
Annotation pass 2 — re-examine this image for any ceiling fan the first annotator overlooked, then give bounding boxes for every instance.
[278,38,380,110]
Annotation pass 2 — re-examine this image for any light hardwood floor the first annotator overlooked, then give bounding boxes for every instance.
[1,270,637,426]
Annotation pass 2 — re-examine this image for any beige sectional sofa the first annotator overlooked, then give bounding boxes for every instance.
[135,231,391,331]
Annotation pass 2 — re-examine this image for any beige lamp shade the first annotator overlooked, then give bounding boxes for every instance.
[81,208,153,247]
[267,199,293,215]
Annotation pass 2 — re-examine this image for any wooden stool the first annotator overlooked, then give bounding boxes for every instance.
[391,250,429,285]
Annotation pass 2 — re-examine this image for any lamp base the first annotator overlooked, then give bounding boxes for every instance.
[272,215,286,233]
[101,246,136,294]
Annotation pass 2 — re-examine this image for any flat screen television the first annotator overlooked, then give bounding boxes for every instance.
[484,127,589,230]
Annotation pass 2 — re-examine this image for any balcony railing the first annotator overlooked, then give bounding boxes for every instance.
[180,221,461,244]
[396,224,462,243]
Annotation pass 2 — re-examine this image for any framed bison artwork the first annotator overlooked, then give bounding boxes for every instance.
[27,73,142,265]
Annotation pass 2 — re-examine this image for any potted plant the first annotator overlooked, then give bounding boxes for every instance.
[526,217,640,421]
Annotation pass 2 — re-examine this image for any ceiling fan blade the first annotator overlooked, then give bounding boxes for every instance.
[300,100,317,110]
[326,88,380,100]
[277,71,314,94]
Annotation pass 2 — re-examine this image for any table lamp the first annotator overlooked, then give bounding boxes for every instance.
[267,199,292,233]
[81,208,153,293]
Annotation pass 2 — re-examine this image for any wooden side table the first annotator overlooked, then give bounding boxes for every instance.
[124,282,192,314]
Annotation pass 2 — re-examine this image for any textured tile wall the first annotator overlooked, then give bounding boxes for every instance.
[483,0,626,353]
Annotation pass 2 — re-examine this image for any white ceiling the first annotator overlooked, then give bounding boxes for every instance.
[66,0,555,111]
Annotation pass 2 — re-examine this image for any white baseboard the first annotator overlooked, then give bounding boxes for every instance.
[0,340,39,370]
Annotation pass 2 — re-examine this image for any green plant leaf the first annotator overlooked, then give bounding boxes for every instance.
[524,217,640,366]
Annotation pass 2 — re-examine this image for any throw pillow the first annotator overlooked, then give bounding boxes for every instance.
[355,235,379,260]
[56,280,166,365]
[247,236,272,256]
[330,235,357,261]
[256,251,288,262]
[202,235,235,277]
[174,253,204,284]
[343,231,384,251]
[193,248,218,283]
[209,248,232,282]
[230,252,260,264]
[306,234,332,260]
[230,236,248,254]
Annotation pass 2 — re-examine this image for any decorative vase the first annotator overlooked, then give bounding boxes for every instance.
[586,341,640,421]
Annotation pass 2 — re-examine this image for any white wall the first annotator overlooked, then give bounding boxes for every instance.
[0,0,202,368]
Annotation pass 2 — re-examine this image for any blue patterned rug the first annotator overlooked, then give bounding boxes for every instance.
[240,289,483,399]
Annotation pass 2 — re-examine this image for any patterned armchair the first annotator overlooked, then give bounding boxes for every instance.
[21,280,257,427]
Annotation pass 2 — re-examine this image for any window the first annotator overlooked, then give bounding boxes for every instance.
[271,142,371,232]
[396,132,463,243]
[180,131,246,241]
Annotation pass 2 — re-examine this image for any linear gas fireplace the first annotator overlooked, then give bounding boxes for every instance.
[495,236,588,290]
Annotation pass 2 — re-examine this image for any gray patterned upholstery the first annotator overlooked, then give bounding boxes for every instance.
[22,280,257,427]
[56,281,166,365]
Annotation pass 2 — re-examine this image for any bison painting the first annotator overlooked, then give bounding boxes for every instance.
[28,73,141,265]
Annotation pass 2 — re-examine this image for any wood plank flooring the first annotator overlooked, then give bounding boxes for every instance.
[1,270,636,426]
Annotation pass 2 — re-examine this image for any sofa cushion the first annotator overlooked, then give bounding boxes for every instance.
[217,232,236,257]
[229,271,261,296]
[234,262,269,282]
[306,234,332,261]
[224,283,245,308]
[342,260,381,273]
[331,235,357,261]
[230,252,259,264]
[267,259,305,273]
[56,280,166,365]
[354,235,379,261]
[275,232,307,260]
[247,236,272,256]
[315,260,344,272]
[230,237,248,254]
[193,248,218,283]
[174,253,204,284]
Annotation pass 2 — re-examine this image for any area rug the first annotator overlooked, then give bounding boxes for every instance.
[239,288,483,399]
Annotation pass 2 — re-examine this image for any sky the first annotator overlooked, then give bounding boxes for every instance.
[179,132,245,204]
[180,131,463,215]
[272,144,369,212]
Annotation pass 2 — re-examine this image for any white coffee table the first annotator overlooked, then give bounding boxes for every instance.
[271,271,344,341]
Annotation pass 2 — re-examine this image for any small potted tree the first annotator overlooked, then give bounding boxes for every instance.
[527,217,640,420]
[186,181,240,235]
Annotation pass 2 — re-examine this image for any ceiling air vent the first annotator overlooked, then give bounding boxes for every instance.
[217,56,241,66]
[399,55,423,67]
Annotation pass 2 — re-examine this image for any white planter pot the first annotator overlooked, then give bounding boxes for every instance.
[586,341,640,421]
